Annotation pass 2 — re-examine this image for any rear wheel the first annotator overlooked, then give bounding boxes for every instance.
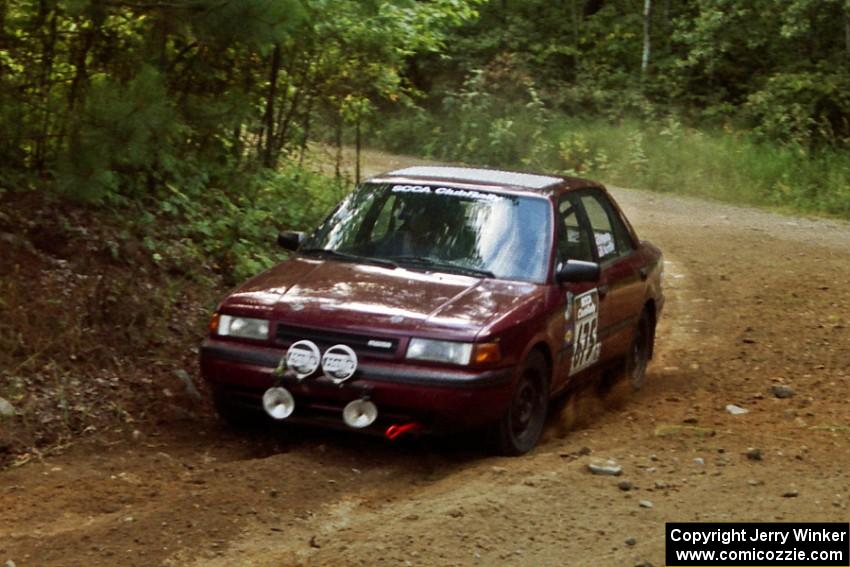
[493,350,549,456]
[626,311,653,389]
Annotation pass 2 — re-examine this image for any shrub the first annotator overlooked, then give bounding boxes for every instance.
[744,70,850,148]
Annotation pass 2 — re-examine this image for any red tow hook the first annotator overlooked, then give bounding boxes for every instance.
[384,422,423,441]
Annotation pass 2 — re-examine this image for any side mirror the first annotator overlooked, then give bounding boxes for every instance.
[277,230,305,251]
[556,260,600,284]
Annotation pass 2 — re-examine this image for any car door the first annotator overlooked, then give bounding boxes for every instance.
[552,193,604,389]
[576,189,643,363]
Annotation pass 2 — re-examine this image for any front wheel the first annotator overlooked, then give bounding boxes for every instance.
[213,392,263,429]
[493,351,549,456]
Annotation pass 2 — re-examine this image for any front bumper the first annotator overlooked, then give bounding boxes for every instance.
[200,339,517,431]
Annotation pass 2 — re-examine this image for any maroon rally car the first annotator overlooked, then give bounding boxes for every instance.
[200,166,664,455]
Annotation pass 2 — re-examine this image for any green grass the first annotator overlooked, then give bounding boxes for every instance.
[369,110,850,219]
[555,118,850,217]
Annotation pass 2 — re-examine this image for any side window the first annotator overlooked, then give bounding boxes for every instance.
[579,192,634,262]
[608,204,635,255]
[556,196,594,266]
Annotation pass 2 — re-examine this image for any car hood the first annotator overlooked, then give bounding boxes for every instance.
[220,257,543,340]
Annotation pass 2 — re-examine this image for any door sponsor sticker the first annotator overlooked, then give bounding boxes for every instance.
[569,288,601,375]
[594,231,615,257]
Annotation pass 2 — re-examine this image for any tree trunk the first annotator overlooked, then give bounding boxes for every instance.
[232,124,242,163]
[262,42,281,168]
[0,1,6,40]
[35,3,58,171]
[641,0,652,74]
[67,4,103,115]
[334,112,343,184]
[273,50,315,159]
[298,92,314,168]
[568,0,580,79]
[845,2,850,61]
[355,116,361,185]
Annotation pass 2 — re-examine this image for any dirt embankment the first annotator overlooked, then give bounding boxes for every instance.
[1,152,849,567]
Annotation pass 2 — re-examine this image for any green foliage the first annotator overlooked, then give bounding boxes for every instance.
[144,164,340,284]
[374,68,551,167]
[744,70,850,148]
[554,118,850,217]
[405,0,850,145]
[2,0,850,254]
[0,0,481,283]
[372,105,850,219]
[0,0,481,200]
[59,66,180,200]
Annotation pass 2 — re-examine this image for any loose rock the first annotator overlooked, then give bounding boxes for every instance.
[588,460,623,476]
[625,537,637,546]
[639,500,653,509]
[174,369,202,400]
[771,384,795,399]
[782,490,799,498]
[746,448,763,461]
[0,397,15,418]
[618,480,633,491]
[693,458,705,466]
[726,404,749,415]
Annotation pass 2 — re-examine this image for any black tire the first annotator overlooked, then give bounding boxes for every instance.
[213,393,263,429]
[493,350,549,456]
[626,310,653,389]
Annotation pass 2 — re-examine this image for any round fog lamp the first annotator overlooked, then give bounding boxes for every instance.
[342,399,378,429]
[322,344,358,384]
[285,340,321,379]
[262,387,295,420]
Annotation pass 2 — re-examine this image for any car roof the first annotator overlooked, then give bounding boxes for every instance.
[370,166,601,196]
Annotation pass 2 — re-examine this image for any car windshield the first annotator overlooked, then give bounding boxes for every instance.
[303,182,552,283]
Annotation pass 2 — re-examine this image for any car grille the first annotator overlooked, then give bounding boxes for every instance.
[275,324,400,358]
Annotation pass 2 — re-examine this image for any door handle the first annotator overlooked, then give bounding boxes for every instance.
[639,266,649,281]
[598,284,610,298]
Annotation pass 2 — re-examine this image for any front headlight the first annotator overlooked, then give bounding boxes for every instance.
[406,338,473,365]
[215,314,270,340]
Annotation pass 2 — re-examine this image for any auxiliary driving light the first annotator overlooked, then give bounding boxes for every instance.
[285,340,321,379]
[262,387,295,420]
[342,399,378,429]
[321,344,358,384]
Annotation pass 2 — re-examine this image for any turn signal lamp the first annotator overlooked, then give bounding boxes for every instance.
[473,342,501,365]
[208,312,220,335]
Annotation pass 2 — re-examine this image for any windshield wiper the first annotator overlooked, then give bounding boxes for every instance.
[390,255,495,278]
[299,248,397,269]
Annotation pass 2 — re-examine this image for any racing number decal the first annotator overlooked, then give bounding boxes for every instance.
[569,289,601,375]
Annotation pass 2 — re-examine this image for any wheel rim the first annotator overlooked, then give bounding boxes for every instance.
[510,368,545,441]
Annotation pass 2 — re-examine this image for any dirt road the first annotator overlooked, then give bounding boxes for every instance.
[2,152,849,566]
